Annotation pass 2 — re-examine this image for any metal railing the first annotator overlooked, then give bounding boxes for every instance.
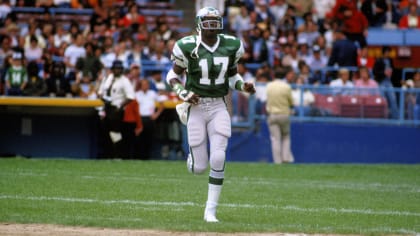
[231,84,420,128]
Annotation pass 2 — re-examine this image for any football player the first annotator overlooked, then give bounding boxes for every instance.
[165,7,255,222]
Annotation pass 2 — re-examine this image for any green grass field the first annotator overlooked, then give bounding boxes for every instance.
[0,158,419,235]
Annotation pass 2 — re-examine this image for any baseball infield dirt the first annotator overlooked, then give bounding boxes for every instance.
[0,223,310,236]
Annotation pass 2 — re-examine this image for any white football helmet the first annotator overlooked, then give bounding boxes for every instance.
[196,6,223,32]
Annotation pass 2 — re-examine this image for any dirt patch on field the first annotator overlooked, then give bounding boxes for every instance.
[0,223,307,236]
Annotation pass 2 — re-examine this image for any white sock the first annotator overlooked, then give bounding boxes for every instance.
[206,183,222,214]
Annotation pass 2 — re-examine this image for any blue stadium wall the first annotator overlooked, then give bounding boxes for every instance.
[1,113,419,163]
[228,122,420,164]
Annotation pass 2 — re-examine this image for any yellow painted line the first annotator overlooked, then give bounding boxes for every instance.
[0,97,103,107]
[0,97,181,109]
[161,100,181,109]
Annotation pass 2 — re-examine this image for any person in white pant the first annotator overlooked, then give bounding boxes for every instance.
[165,7,255,222]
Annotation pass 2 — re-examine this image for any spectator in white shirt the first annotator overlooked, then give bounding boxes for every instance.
[54,24,72,48]
[313,0,336,33]
[25,35,43,62]
[135,79,165,160]
[64,33,86,79]
[307,44,328,73]
[269,0,288,28]
[232,5,252,37]
[0,0,11,21]
[329,68,354,95]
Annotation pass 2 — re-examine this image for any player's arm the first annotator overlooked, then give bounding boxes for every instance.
[228,39,255,94]
[166,64,200,105]
[227,66,256,94]
[166,40,200,104]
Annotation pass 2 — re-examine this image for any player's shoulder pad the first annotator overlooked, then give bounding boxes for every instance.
[219,34,241,45]
[219,34,242,51]
[175,35,198,54]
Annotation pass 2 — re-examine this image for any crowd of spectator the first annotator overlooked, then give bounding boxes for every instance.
[0,0,419,121]
[220,0,420,120]
[0,0,179,99]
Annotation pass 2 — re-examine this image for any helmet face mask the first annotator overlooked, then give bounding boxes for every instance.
[199,17,223,30]
[196,7,223,31]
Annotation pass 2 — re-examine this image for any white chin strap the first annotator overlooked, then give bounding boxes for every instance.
[191,28,202,59]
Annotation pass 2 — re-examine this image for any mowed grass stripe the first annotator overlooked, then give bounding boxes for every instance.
[1,195,419,217]
[1,170,419,193]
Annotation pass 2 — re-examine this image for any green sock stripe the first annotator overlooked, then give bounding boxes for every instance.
[189,147,194,173]
[209,176,224,185]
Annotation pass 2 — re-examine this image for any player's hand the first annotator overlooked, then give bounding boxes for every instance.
[187,93,200,105]
[243,82,256,94]
[178,89,199,105]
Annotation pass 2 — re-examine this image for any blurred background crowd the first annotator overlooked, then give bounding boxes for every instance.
[0,0,419,119]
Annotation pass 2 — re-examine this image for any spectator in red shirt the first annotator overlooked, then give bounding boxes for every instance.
[328,4,369,49]
[326,0,358,20]
[398,3,420,29]
[119,3,145,30]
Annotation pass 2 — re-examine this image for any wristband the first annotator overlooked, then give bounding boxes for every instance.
[173,83,195,102]
[235,80,244,91]
[173,83,185,95]
[228,73,245,91]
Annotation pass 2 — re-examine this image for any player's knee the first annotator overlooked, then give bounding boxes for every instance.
[193,164,207,174]
[210,149,225,171]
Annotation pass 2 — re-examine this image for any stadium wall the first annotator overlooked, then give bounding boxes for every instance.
[1,105,419,163]
[228,122,420,164]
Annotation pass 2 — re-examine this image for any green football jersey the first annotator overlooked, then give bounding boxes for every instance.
[6,66,27,87]
[171,34,243,97]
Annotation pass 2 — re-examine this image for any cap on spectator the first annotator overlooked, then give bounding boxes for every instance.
[12,52,22,60]
[278,36,287,45]
[111,60,124,69]
[130,62,140,69]
[312,44,321,52]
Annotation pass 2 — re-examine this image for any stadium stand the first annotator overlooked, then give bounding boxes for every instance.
[339,95,363,118]
[361,95,388,118]
[140,9,183,30]
[137,1,174,9]
[11,5,185,31]
[313,93,340,116]
[2,4,420,124]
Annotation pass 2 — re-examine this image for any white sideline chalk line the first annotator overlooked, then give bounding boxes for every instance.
[1,171,420,193]
[0,194,419,217]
